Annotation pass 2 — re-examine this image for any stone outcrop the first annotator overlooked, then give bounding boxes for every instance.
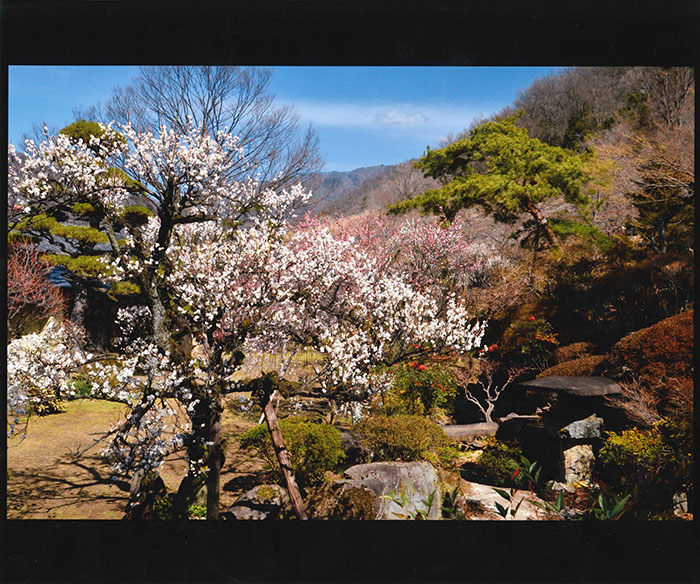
[558,415,604,485]
[342,461,442,520]
[223,484,291,520]
[459,480,552,520]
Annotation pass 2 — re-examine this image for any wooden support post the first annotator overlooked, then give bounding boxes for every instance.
[262,390,308,520]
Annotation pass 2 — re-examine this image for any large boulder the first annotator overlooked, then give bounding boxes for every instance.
[459,480,552,520]
[223,484,291,520]
[306,481,377,519]
[559,414,604,440]
[561,444,596,486]
[339,430,372,466]
[124,469,167,520]
[342,461,442,520]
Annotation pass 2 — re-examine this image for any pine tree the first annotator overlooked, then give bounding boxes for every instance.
[390,114,592,250]
[9,121,149,342]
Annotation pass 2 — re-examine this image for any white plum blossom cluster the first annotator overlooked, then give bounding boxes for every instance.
[188,222,487,394]
[101,404,189,475]
[8,124,130,214]
[7,319,88,428]
[337,401,367,424]
[7,119,487,484]
[113,305,153,348]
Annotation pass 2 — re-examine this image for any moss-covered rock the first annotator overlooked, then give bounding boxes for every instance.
[306,481,376,519]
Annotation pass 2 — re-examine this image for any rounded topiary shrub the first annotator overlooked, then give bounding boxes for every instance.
[354,414,455,467]
[239,417,345,488]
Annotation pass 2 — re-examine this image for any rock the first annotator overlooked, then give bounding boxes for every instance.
[193,484,207,507]
[442,422,498,443]
[561,444,595,485]
[306,481,377,519]
[343,461,442,520]
[224,484,291,520]
[459,480,552,520]
[673,492,689,517]
[339,430,372,466]
[124,469,167,520]
[559,415,605,440]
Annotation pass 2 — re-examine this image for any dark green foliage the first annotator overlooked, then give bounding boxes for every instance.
[32,398,67,416]
[122,205,154,226]
[597,418,693,517]
[68,375,93,397]
[467,437,524,487]
[44,254,113,279]
[354,414,455,467]
[624,151,694,254]
[501,317,558,369]
[545,244,693,348]
[390,114,591,249]
[589,493,631,520]
[239,417,345,487]
[549,217,612,252]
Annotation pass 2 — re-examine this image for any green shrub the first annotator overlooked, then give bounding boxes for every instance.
[354,414,455,467]
[387,362,458,415]
[68,375,93,397]
[187,504,207,518]
[598,418,693,517]
[239,417,345,487]
[468,437,524,487]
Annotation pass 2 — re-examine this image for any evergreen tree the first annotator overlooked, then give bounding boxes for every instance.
[389,114,591,250]
[9,121,149,340]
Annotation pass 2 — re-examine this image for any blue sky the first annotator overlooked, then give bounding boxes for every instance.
[9,66,559,172]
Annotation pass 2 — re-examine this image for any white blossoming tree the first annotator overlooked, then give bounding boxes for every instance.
[9,121,486,520]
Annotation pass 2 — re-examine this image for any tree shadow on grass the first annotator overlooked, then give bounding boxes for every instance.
[7,452,130,519]
[222,471,271,494]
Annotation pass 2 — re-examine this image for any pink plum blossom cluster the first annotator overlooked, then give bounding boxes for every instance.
[322,213,509,293]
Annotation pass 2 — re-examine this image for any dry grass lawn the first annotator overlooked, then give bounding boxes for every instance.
[7,398,266,519]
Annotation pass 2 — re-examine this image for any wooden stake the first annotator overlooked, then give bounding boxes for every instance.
[262,391,308,520]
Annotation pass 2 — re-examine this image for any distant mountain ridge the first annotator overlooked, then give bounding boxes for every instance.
[306,164,391,215]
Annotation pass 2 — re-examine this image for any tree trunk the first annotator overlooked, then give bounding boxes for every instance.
[206,397,224,520]
[527,204,559,248]
[261,390,308,520]
[70,282,89,327]
[147,280,170,352]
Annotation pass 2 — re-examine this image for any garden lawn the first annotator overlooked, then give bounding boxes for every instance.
[7,398,264,519]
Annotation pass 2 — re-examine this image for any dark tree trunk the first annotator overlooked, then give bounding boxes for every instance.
[206,397,224,520]
[70,282,89,326]
[147,279,170,352]
[170,397,211,519]
[261,389,308,520]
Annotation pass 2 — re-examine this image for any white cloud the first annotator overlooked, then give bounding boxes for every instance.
[290,99,492,134]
